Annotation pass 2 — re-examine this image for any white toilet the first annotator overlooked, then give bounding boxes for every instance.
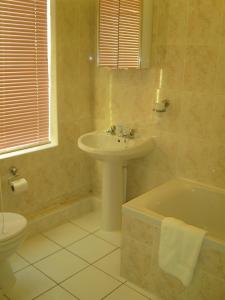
[0,213,27,292]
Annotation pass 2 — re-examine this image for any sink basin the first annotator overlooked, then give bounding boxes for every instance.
[78,131,154,162]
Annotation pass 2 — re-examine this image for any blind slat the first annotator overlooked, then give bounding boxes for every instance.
[98,0,142,69]
[0,0,50,153]
[98,0,119,68]
[118,0,142,69]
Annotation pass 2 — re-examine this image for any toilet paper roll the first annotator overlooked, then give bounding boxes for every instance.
[10,178,28,193]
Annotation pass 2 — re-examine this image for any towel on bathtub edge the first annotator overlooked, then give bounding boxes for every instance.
[158,217,206,286]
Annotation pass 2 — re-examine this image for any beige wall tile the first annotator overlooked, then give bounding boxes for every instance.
[222,6,225,46]
[186,270,225,300]
[179,92,214,139]
[183,46,217,93]
[209,94,225,143]
[156,0,188,45]
[215,46,225,94]
[187,0,223,45]
[176,136,211,182]
[199,243,225,281]
[122,214,157,247]
[208,143,225,188]
[121,236,152,288]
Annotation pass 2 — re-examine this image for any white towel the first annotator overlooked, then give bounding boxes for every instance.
[159,217,206,286]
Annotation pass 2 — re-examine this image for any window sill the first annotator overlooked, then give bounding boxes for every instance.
[0,141,58,160]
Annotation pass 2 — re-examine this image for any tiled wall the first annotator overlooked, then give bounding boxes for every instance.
[0,0,94,216]
[93,0,225,198]
[1,0,224,215]
[121,212,225,300]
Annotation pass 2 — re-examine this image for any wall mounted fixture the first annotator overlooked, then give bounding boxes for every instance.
[153,99,170,113]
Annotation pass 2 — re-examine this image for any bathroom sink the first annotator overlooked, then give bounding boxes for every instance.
[78,130,155,231]
[78,131,154,162]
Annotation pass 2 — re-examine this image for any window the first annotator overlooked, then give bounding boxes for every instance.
[0,0,57,157]
[98,0,152,69]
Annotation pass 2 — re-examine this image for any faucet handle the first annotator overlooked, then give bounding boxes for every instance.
[111,125,116,133]
[129,128,135,138]
[106,125,116,135]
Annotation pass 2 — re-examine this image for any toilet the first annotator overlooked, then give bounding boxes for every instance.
[0,213,27,293]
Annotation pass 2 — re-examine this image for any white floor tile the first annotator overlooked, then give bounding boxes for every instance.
[34,249,88,283]
[43,222,89,247]
[10,254,29,272]
[105,285,149,300]
[94,229,121,246]
[6,266,55,300]
[94,249,126,283]
[61,266,121,300]
[17,234,61,263]
[126,282,152,299]
[34,286,77,300]
[70,210,100,233]
[67,235,116,263]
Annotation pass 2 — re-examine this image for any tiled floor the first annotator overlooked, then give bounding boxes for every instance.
[4,210,153,300]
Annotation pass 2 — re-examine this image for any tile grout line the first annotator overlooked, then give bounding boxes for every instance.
[100,282,124,300]
[92,232,121,247]
[11,217,149,300]
[68,217,121,247]
[41,230,91,247]
[15,247,63,271]
[12,244,152,299]
[124,282,153,300]
[67,219,121,247]
[91,246,120,264]
[19,232,119,267]
[31,284,80,300]
[68,217,101,231]
[20,225,121,267]
[31,285,60,300]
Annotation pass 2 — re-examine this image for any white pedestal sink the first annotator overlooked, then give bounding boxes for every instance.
[78,131,154,231]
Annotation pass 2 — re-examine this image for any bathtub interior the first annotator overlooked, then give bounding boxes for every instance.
[124,178,225,242]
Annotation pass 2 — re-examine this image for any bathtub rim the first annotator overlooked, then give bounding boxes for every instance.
[123,178,225,252]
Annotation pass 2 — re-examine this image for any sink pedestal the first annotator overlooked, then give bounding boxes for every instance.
[102,162,126,231]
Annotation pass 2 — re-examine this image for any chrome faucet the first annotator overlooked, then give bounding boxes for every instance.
[106,125,116,135]
[106,125,135,139]
[117,125,135,139]
[122,128,135,139]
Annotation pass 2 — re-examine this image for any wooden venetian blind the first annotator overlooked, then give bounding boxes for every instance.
[98,0,119,68]
[0,0,50,153]
[98,0,142,69]
[118,0,142,68]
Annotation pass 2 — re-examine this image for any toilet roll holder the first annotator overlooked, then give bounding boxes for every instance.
[8,167,28,193]
[9,167,18,177]
[8,167,19,189]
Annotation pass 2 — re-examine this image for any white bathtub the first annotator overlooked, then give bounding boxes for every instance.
[121,178,225,300]
[123,178,225,245]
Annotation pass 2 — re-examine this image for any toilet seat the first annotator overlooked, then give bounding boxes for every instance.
[0,213,27,243]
